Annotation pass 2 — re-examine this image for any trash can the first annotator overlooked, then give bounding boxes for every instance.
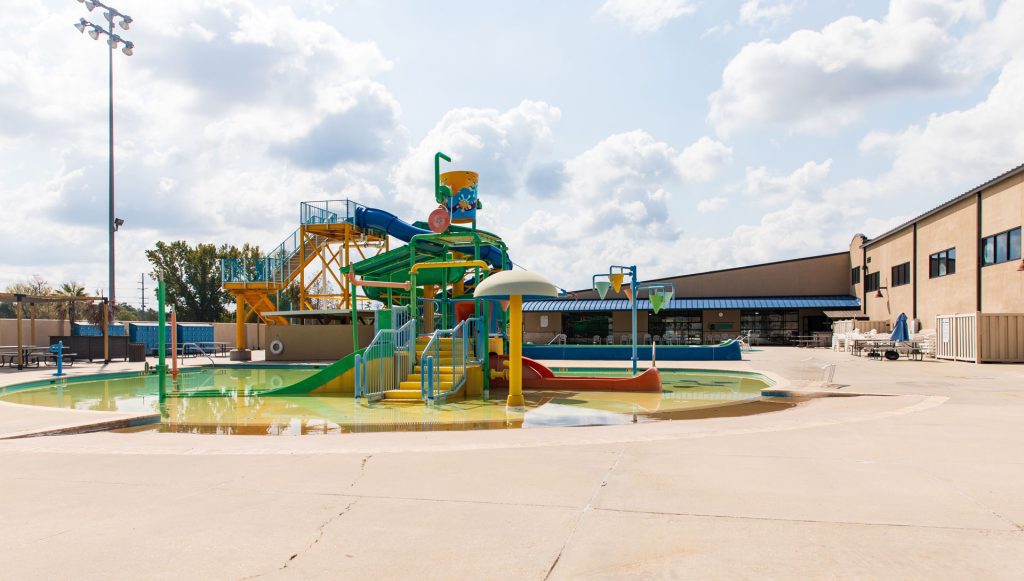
[128,342,146,362]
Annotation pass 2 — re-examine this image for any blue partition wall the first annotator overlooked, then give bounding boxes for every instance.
[522,340,742,361]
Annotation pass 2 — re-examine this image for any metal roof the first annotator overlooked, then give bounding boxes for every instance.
[522,295,861,312]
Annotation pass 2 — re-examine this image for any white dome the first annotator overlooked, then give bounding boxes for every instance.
[473,270,558,299]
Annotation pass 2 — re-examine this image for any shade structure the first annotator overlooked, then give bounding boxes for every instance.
[890,312,910,342]
[473,270,559,300]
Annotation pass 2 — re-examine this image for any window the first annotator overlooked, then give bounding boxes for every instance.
[981,227,1022,266]
[741,311,799,344]
[648,312,702,343]
[929,248,956,278]
[865,272,880,292]
[851,266,861,285]
[562,312,612,344]
[892,262,911,287]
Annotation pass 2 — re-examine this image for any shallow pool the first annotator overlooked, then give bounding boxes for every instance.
[0,367,779,435]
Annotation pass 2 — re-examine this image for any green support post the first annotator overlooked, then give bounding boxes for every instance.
[351,277,359,353]
[157,279,167,399]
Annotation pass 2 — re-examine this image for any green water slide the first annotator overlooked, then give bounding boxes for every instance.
[166,350,364,397]
[347,245,467,303]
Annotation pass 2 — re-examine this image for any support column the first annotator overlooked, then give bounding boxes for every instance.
[507,294,524,409]
[230,294,251,361]
[15,295,23,370]
[103,299,110,364]
[30,303,36,347]
[423,285,436,334]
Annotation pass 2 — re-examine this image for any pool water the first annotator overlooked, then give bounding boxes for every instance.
[0,367,776,435]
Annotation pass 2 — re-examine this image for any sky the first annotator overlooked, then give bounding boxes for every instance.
[1,0,1023,306]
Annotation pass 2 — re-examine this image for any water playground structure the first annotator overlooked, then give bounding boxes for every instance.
[152,153,739,407]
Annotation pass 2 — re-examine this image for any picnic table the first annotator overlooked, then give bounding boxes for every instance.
[850,338,924,360]
[0,345,79,368]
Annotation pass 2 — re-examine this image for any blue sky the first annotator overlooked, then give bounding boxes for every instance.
[1,0,1022,305]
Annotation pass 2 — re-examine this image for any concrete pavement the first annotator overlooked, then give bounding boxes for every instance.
[1,347,1022,579]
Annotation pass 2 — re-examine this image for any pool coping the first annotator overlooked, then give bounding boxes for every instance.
[0,360,823,439]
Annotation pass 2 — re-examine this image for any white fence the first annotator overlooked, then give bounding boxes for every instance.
[935,313,977,363]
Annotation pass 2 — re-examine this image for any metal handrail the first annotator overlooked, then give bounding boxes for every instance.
[420,316,481,403]
[548,333,566,345]
[178,342,215,368]
[355,307,413,401]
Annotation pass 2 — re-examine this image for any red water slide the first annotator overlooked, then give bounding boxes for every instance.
[489,354,662,392]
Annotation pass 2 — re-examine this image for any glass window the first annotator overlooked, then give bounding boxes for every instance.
[865,272,880,292]
[851,267,861,285]
[892,262,910,287]
[929,248,955,278]
[982,227,1021,266]
[648,311,702,343]
[983,237,995,265]
[562,312,612,344]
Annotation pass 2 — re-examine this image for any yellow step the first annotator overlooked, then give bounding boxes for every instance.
[407,373,455,382]
[382,389,424,401]
[399,380,453,391]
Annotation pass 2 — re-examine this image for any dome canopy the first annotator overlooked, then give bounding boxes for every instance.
[474,270,558,299]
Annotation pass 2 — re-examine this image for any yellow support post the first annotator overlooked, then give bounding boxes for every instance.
[507,294,525,408]
[231,295,251,361]
[236,296,245,350]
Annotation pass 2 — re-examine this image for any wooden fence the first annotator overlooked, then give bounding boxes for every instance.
[936,312,1024,363]
[833,319,892,335]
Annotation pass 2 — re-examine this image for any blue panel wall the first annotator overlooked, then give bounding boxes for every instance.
[522,340,742,361]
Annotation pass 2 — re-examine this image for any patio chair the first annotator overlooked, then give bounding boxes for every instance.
[605,335,615,345]
[592,335,601,345]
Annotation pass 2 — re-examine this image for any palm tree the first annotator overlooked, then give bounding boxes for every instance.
[56,282,86,328]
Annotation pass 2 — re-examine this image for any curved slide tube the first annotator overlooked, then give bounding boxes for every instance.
[354,206,508,269]
[490,354,662,393]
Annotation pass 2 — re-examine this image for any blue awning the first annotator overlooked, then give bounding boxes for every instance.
[522,295,861,312]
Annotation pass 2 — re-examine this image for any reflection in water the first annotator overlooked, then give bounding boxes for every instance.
[2,367,776,435]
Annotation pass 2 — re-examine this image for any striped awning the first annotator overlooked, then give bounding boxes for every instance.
[522,295,861,312]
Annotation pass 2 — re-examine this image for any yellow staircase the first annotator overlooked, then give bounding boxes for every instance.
[382,336,463,402]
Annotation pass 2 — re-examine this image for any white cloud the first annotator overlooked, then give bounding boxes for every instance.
[597,0,697,33]
[709,0,985,136]
[389,101,561,217]
[0,0,398,299]
[738,0,795,28]
[697,196,729,213]
[745,159,832,206]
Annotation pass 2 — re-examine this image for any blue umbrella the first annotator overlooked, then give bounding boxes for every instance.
[890,313,910,342]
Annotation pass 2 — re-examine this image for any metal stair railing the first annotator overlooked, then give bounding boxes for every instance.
[354,307,413,401]
[420,316,482,403]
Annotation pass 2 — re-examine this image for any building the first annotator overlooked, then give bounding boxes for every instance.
[524,163,1024,356]
[851,163,1024,331]
[524,252,861,345]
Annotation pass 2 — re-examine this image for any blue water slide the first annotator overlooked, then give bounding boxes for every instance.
[354,206,508,269]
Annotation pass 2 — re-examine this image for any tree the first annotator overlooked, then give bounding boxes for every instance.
[145,241,262,322]
[2,275,58,319]
[56,281,86,326]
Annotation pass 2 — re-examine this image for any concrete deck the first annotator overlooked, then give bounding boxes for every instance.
[1,347,1022,579]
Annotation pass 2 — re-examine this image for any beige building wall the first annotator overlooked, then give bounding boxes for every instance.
[863,228,915,322]
[612,310,648,337]
[264,324,374,361]
[915,197,979,329]
[980,172,1024,314]
[574,253,852,300]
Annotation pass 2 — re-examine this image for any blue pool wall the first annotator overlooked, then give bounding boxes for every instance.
[522,340,742,361]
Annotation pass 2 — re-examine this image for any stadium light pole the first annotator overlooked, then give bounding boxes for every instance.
[73,0,134,323]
